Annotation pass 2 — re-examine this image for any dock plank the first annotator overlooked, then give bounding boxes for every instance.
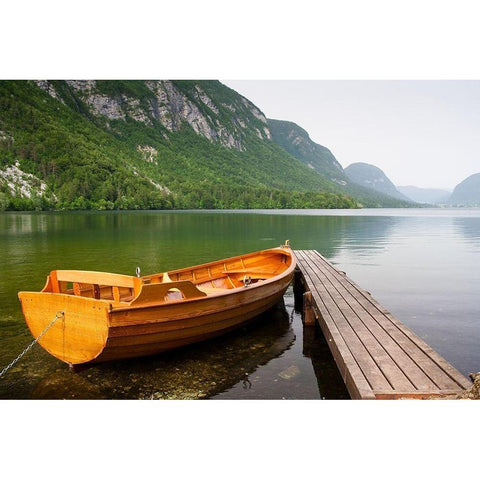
[309,250,471,390]
[302,250,444,391]
[318,259,461,390]
[296,255,376,398]
[302,250,432,391]
[297,252,393,393]
[294,250,471,399]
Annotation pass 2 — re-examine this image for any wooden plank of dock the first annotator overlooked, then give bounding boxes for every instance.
[293,250,472,399]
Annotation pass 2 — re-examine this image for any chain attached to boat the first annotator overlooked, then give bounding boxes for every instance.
[0,311,64,378]
[243,275,252,287]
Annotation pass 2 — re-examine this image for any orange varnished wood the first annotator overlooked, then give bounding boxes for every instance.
[97,294,285,362]
[52,270,142,290]
[18,245,295,366]
[129,281,207,307]
[18,293,110,364]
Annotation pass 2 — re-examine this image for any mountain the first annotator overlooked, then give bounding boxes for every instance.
[397,185,450,204]
[0,80,409,211]
[268,119,414,207]
[268,119,345,183]
[448,173,480,206]
[0,80,362,211]
[344,162,411,202]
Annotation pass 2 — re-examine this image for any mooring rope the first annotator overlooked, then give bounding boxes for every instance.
[0,311,64,378]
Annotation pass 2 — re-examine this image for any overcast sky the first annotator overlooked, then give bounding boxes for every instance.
[222,80,480,190]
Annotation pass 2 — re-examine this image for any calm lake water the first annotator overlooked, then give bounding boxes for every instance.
[0,208,479,399]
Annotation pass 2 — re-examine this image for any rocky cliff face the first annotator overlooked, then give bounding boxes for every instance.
[0,161,50,199]
[35,80,271,151]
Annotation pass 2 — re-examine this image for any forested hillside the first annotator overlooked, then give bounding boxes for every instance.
[0,80,361,210]
[0,80,408,211]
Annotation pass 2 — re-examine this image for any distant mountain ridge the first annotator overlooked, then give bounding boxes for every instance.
[397,185,451,204]
[344,162,411,202]
[267,120,414,207]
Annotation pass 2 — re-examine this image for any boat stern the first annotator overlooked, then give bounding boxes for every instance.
[18,292,110,365]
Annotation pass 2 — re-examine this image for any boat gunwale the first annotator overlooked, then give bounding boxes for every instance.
[111,247,296,312]
[159,246,291,277]
[19,246,296,313]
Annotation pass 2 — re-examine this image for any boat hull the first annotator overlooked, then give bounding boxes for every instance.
[18,246,296,366]
[98,277,291,363]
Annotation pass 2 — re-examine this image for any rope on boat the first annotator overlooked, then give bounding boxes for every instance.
[0,311,64,378]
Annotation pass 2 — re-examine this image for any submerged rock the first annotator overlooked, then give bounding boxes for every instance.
[64,302,296,400]
[278,365,300,380]
[31,370,106,399]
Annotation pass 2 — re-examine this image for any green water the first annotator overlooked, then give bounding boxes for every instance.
[1,209,479,399]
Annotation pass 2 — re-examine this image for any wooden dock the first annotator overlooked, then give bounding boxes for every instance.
[293,250,472,399]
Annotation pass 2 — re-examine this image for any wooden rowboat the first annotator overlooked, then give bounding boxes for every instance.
[18,243,296,367]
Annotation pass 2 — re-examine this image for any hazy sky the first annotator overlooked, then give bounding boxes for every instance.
[222,80,480,190]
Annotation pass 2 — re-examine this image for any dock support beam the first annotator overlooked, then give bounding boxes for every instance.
[293,266,316,326]
[303,291,316,326]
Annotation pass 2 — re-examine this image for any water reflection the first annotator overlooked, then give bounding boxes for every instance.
[1,209,480,398]
[302,326,350,399]
[454,217,480,247]
[213,291,349,399]
[330,214,480,376]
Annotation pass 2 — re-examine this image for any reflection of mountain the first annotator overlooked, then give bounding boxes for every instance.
[453,217,480,245]
[30,300,295,399]
[237,214,399,259]
[326,215,400,258]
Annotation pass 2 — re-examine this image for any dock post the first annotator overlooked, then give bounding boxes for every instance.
[293,267,304,312]
[303,291,316,326]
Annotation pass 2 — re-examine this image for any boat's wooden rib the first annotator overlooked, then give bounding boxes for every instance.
[18,244,295,366]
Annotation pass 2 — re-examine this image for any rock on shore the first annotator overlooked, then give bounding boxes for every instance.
[455,372,480,399]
